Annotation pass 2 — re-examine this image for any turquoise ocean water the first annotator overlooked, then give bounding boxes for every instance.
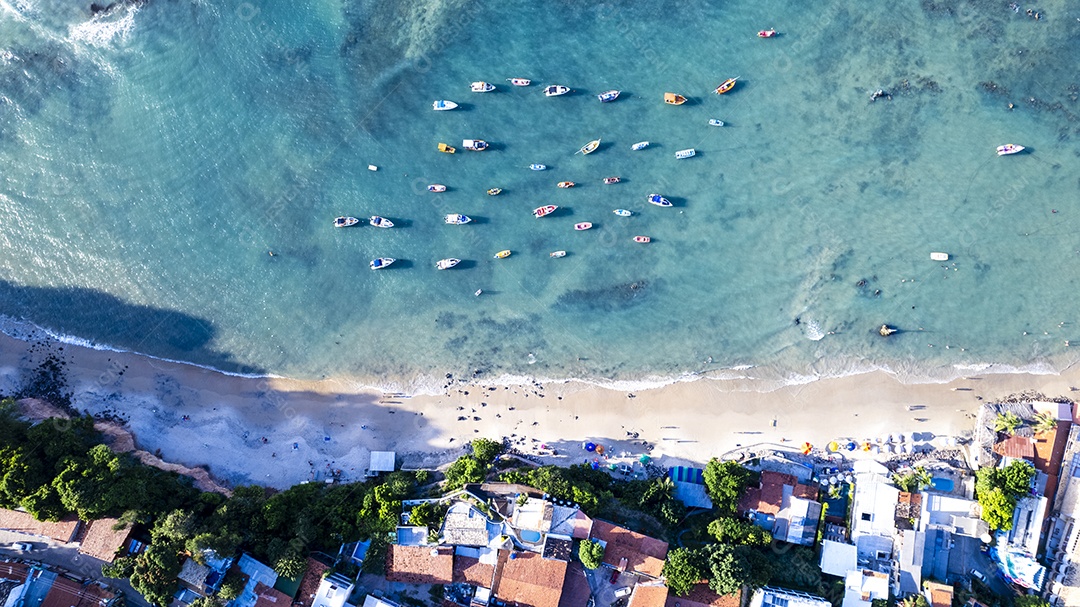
[2,0,1080,391]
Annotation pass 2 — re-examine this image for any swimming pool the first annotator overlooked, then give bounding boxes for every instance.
[931,477,954,492]
[520,530,542,543]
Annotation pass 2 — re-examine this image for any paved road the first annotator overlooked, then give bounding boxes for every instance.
[0,531,151,607]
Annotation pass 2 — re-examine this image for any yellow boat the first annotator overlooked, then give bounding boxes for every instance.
[714,77,739,95]
[494,250,512,259]
[664,92,687,105]
[438,142,456,154]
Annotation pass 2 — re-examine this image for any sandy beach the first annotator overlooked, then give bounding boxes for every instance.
[1,329,1076,490]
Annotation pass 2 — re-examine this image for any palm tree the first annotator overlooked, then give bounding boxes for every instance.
[994,411,1022,434]
[914,466,934,491]
[1034,411,1058,434]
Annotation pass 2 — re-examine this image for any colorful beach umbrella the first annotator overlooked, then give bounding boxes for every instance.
[827,441,839,452]
[800,442,812,455]
[639,455,651,464]
[846,441,857,451]
[585,442,596,452]
[596,445,605,455]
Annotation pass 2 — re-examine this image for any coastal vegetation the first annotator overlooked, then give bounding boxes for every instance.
[577,538,604,569]
[975,459,1035,531]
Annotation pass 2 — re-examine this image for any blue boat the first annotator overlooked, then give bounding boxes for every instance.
[648,194,672,207]
[613,209,632,217]
[369,257,395,270]
[597,89,620,103]
[529,164,547,171]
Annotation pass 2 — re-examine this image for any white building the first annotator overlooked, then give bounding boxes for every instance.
[311,573,354,607]
[842,570,890,607]
[750,587,831,607]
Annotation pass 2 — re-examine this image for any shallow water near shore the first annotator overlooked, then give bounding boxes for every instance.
[2,0,1080,390]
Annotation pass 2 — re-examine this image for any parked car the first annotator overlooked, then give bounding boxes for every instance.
[971,569,986,582]
[614,587,632,598]
[610,569,620,584]
[12,542,32,552]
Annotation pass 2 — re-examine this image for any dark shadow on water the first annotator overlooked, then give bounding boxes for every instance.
[389,259,414,269]
[485,142,507,152]
[454,103,476,112]
[388,218,413,228]
[0,280,262,375]
[454,260,478,270]
[466,216,491,225]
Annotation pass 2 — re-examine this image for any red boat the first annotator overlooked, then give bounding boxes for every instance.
[603,177,620,184]
[633,236,651,243]
[758,29,777,38]
[533,205,558,218]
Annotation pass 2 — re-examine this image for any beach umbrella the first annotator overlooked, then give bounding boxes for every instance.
[827,441,839,452]
[801,442,812,455]
[845,474,854,483]
[861,442,872,451]
[596,445,605,455]
[846,441,857,451]
[639,455,651,464]
[829,476,838,485]
[585,442,596,452]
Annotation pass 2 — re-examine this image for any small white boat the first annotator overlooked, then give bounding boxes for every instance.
[550,251,566,258]
[369,257,395,270]
[367,165,378,171]
[436,258,461,270]
[544,85,571,97]
[574,222,593,231]
[445,214,471,225]
[369,216,394,228]
[631,141,649,151]
[533,205,558,218]
[471,81,495,92]
[675,148,696,159]
[633,236,651,243]
[708,119,725,126]
[475,289,483,296]
[432,100,458,111]
[997,144,1024,156]
[530,164,547,171]
[613,209,632,217]
[508,78,531,86]
[603,177,621,184]
[428,184,447,192]
[648,194,672,207]
[334,216,359,228]
[462,139,489,151]
[577,138,601,155]
[930,252,950,261]
[597,90,620,103]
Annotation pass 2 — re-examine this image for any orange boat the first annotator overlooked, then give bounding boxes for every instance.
[664,92,687,105]
[714,77,739,94]
[557,181,575,188]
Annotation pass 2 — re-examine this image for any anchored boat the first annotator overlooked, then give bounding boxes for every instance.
[597,90,620,103]
[471,81,495,92]
[428,184,447,192]
[664,92,687,105]
[334,216,359,228]
[494,250,512,259]
[463,139,488,151]
[487,188,502,196]
[714,77,739,94]
[631,141,650,151]
[603,177,621,184]
[648,194,672,207]
[544,84,570,97]
[530,164,547,171]
[508,78,531,86]
[550,250,567,258]
[574,222,593,231]
[438,142,456,154]
[997,144,1024,156]
[445,214,471,224]
[533,205,558,218]
[613,209,632,217]
[436,258,461,270]
[708,119,725,127]
[577,138,601,155]
[369,216,394,228]
[633,236,651,243]
[557,181,575,188]
[675,148,696,159]
[432,100,458,111]
[369,257,395,270]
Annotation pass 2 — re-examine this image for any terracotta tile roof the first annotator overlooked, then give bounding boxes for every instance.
[77,518,132,563]
[738,472,817,515]
[385,545,453,584]
[253,582,291,607]
[664,584,741,607]
[556,562,591,607]
[0,562,29,583]
[453,555,495,587]
[0,509,79,543]
[924,581,953,607]
[993,435,1035,459]
[492,550,568,607]
[589,521,669,578]
[41,577,114,607]
[292,558,329,607]
[1034,421,1072,511]
[628,583,669,607]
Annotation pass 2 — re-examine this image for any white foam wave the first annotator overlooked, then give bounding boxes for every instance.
[803,319,825,341]
[69,3,139,47]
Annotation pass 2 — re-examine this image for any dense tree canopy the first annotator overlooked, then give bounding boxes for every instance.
[578,539,605,570]
[662,547,707,596]
[975,460,1035,530]
[703,459,754,515]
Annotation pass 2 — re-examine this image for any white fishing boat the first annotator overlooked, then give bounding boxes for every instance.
[533,205,558,218]
[544,84,570,97]
[369,216,394,228]
[334,216,359,228]
[436,258,461,270]
[633,236,651,243]
[471,81,495,92]
[648,194,672,207]
[432,100,458,111]
[369,257,395,270]
[529,164,547,171]
[631,141,649,151]
[462,139,489,151]
[574,222,593,231]
[428,184,447,192]
[508,78,531,86]
[675,148,696,159]
[550,251,566,258]
[597,90,620,103]
[708,119,725,126]
[997,144,1024,156]
[445,214,471,225]
[603,177,621,184]
[577,138,601,155]
[930,252,950,261]
[613,209,632,217]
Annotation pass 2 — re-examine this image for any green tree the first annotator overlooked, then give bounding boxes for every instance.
[471,438,503,464]
[1000,460,1035,497]
[703,459,753,515]
[218,569,246,601]
[979,488,1016,531]
[129,542,184,607]
[101,556,136,579]
[444,455,488,490]
[899,595,929,607]
[994,412,1022,434]
[704,544,772,596]
[892,467,933,493]
[274,552,306,578]
[189,597,222,607]
[662,547,706,597]
[707,517,771,546]
[1033,412,1058,434]
[578,539,605,570]
[1015,596,1050,607]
